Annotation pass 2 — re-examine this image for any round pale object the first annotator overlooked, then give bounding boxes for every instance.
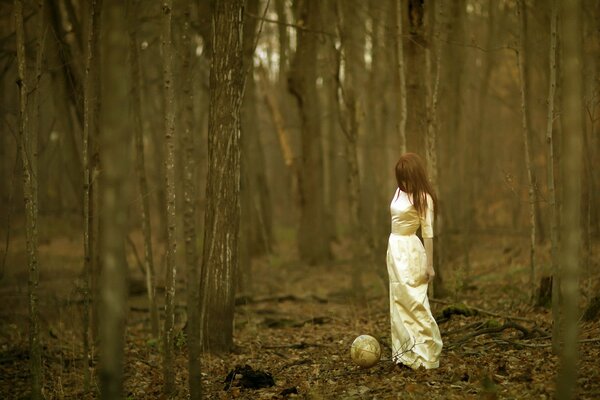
[350,335,381,368]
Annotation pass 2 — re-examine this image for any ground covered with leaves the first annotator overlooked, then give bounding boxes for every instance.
[1,220,599,399]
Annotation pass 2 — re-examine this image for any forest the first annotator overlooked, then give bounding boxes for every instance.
[0,0,599,398]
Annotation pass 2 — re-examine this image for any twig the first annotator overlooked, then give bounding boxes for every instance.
[245,12,336,38]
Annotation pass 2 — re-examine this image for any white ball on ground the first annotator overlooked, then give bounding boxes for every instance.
[350,335,381,368]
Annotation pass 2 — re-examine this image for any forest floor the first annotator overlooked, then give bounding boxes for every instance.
[1,216,600,399]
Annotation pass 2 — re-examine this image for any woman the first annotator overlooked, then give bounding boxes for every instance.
[387,153,442,369]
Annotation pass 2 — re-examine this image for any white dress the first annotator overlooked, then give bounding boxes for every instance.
[386,189,442,369]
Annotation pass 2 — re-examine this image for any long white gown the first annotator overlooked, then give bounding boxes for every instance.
[386,188,442,369]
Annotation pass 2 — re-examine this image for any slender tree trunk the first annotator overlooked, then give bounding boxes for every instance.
[98,1,130,398]
[128,0,159,340]
[160,0,178,395]
[394,0,407,154]
[556,0,583,397]
[275,0,288,86]
[15,1,42,397]
[335,0,368,294]
[517,0,539,302]
[545,0,561,352]
[424,0,446,298]
[175,0,201,396]
[199,0,245,353]
[82,0,101,391]
[289,0,331,264]
[241,0,272,282]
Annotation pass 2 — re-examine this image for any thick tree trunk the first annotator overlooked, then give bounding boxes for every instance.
[556,0,583,397]
[160,0,178,395]
[199,0,245,353]
[517,0,539,302]
[289,0,331,265]
[15,1,42,397]
[98,1,130,398]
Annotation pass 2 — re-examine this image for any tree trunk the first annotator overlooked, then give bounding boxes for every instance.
[556,0,583,397]
[275,0,288,85]
[424,0,446,298]
[517,0,539,302]
[288,0,331,264]
[545,0,561,351]
[335,0,369,294]
[82,0,101,391]
[394,0,407,154]
[240,0,273,289]
[128,0,159,341]
[174,0,201,396]
[98,1,130,398]
[199,0,245,353]
[15,1,42,397]
[160,0,178,395]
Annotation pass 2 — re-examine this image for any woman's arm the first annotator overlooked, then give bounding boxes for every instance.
[424,237,435,282]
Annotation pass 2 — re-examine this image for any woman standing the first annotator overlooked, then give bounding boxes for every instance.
[387,153,442,369]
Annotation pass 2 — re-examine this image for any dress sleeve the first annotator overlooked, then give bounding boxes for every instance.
[420,194,434,239]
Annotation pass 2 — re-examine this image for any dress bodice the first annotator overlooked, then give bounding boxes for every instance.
[390,189,434,238]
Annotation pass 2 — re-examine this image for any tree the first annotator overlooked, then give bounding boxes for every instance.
[173,0,201,396]
[334,0,369,293]
[289,0,331,264]
[98,1,130,398]
[82,0,102,391]
[424,0,446,298]
[517,0,539,302]
[240,0,273,292]
[199,0,245,353]
[128,0,159,340]
[160,0,178,395]
[14,0,42,397]
[545,0,560,351]
[556,0,584,397]
[394,0,407,154]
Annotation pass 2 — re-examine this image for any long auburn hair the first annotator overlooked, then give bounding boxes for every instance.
[394,153,437,217]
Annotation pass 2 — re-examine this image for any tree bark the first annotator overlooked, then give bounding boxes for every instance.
[241,0,273,284]
[556,0,583,397]
[545,0,561,352]
[98,1,130,398]
[82,0,101,391]
[517,0,539,302]
[424,0,446,298]
[394,0,407,154]
[335,0,369,294]
[199,0,245,353]
[127,0,159,341]
[160,0,178,395]
[174,0,201,396]
[289,0,331,264]
[15,1,42,397]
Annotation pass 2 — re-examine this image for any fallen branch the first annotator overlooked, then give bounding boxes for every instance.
[495,337,600,348]
[236,294,328,305]
[434,302,535,323]
[447,321,539,350]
